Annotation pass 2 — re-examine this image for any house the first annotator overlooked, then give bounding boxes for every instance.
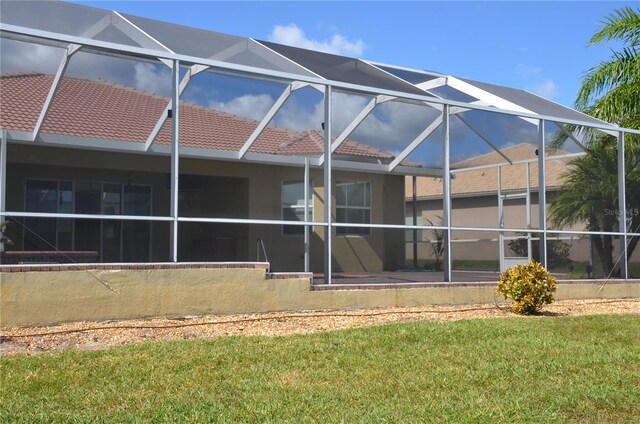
[0,72,406,272]
[404,144,592,267]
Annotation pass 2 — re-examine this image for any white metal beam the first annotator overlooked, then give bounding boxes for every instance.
[556,123,588,152]
[415,77,446,91]
[447,76,539,126]
[31,45,79,141]
[537,120,547,267]
[238,82,308,158]
[112,11,174,68]
[31,15,113,142]
[0,130,6,222]
[618,132,628,279]
[304,157,310,273]
[449,100,490,115]
[323,85,333,284]
[317,94,394,165]
[442,105,452,282]
[498,166,505,272]
[170,59,180,262]
[144,64,209,151]
[454,114,513,165]
[388,114,443,171]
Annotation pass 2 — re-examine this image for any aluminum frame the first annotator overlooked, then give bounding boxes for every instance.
[0,12,637,282]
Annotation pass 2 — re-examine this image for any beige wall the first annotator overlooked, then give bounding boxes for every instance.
[6,144,405,273]
[2,268,638,327]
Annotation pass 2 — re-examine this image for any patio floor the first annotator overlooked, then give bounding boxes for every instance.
[312,270,502,285]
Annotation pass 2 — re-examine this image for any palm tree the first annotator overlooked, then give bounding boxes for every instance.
[576,7,640,129]
[549,7,640,276]
[549,137,639,275]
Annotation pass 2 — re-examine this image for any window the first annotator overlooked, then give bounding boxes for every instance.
[336,181,371,235]
[282,180,313,235]
[23,179,152,262]
[24,180,73,250]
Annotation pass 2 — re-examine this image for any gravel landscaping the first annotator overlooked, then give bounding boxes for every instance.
[1,298,638,356]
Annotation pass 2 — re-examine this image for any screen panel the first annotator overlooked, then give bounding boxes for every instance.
[257,41,427,96]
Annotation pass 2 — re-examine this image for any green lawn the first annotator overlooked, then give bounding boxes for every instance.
[2,315,639,422]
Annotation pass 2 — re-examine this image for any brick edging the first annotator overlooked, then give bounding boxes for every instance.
[0,262,270,273]
[266,272,313,280]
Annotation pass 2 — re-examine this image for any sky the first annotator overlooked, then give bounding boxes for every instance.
[2,1,636,166]
[69,0,636,108]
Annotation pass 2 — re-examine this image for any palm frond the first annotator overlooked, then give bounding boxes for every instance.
[588,7,640,47]
[575,49,640,110]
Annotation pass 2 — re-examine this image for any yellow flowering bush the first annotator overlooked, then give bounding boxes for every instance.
[496,260,557,315]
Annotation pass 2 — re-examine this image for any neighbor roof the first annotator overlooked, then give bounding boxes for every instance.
[405,143,574,199]
[0,72,400,162]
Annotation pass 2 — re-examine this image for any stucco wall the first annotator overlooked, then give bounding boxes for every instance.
[2,268,638,327]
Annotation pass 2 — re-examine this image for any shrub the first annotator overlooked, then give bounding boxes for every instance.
[497,260,557,315]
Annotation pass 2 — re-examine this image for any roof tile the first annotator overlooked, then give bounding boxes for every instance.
[0,73,398,161]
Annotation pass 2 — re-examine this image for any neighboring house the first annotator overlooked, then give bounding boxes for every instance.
[404,144,588,264]
[0,73,406,272]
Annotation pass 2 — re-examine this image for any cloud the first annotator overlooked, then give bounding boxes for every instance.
[0,40,64,74]
[133,63,172,96]
[209,93,275,121]
[268,23,365,56]
[1,38,173,96]
[530,79,558,99]
[514,63,559,100]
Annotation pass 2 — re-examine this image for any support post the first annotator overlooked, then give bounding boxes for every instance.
[617,131,628,279]
[323,86,333,284]
[0,130,6,261]
[442,105,452,282]
[304,157,310,273]
[526,163,532,260]
[537,120,547,267]
[498,166,504,272]
[170,60,180,262]
[412,175,418,269]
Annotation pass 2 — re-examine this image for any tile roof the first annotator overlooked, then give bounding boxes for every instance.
[405,143,575,199]
[0,73,400,162]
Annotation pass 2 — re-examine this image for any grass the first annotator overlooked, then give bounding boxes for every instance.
[2,315,639,422]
